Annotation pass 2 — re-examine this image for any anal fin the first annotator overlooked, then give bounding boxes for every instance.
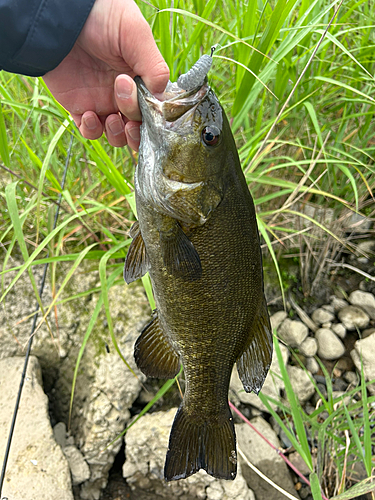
[124,221,150,284]
[159,221,202,281]
[135,313,180,379]
[236,295,273,395]
[164,404,237,481]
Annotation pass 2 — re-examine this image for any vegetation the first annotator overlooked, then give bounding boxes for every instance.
[0,0,374,498]
[257,337,375,500]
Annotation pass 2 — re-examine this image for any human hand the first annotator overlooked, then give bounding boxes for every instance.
[43,0,169,150]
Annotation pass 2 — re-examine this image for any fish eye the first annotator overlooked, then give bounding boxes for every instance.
[201,126,220,146]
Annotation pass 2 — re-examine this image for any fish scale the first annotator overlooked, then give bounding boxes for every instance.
[124,54,272,482]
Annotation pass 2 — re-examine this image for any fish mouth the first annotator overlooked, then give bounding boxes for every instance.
[135,77,211,187]
[135,76,209,125]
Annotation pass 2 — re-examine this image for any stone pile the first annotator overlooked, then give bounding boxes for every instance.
[1,259,374,500]
[273,290,375,397]
[0,265,150,500]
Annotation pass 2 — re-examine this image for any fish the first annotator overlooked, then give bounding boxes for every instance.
[124,52,273,482]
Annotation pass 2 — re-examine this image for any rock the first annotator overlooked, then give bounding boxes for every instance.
[305,402,316,415]
[65,283,149,500]
[332,391,354,407]
[306,357,319,374]
[207,478,255,500]
[322,322,332,329]
[0,356,73,500]
[311,384,327,405]
[338,306,370,331]
[236,417,296,500]
[311,308,335,325]
[63,445,91,486]
[230,344,290,412]
[270,311,287,332]
[331,323,346,339]
[347,454,369,483]
[322,304,335,313]
[288,452,311,476]
[349,290,375,320]
[278,319,308,347]
[288,296,318,333]
[359,279,375,292]
[278,428,293,449]
[336,357,354,372]
[287,366,316,403]
[330,296,349,313]
[344,212,372,231]
[315,329,345,360]
[343,371,358,386]
[54,422,67,449]
[123,409,255,500]
[0,262,150,500]
[299,484,311,499]
[351,333,375,394]
[357,240,375,256]
[302,204,334,227]
[299,337,318,357]
[362,327,375,339]
[332,378,348,392]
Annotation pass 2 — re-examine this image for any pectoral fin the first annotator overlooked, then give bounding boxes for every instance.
[236,296,273,395]
[159,221,202,281]
[135,313,180,379]
[124,221,150,284]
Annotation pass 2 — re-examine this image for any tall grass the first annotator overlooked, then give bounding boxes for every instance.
[257,337,375,499]
[0,0,374,497]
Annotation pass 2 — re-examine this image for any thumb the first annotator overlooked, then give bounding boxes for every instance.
[119,3,170,94]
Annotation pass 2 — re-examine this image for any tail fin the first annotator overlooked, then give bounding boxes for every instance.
[164,404,237,481]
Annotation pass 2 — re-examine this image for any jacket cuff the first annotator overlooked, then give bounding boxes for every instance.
[2,0,96,77]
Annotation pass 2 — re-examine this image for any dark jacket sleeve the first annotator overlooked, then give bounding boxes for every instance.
[0,0,96,77]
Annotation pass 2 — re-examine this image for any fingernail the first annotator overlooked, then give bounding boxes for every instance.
[128,126,140,141]
[116,77,133,99]
[108,119,124,136]
[83,115,97,130]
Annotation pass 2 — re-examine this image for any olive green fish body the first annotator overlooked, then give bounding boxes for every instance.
[124,64,272,481]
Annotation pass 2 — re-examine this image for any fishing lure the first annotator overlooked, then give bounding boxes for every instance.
[177,45,217,91]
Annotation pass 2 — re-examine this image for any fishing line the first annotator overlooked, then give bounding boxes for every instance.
[0,134,74,497]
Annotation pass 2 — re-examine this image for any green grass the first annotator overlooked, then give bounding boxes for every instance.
[258,339,375,499]
[1,0,374,496]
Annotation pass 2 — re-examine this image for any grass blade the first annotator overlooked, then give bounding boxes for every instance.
[99,242,139,377]
[314,76,375,105]
[0,103,10,167]
[273,336,313,470]
[36,120,70,242]
[232,0,299,115]
[330,477,375,500]
[310,472,324,500]
[5,182,51,332]
[141,274,155,310]
[257,216,285,305]
[360,362,372,477]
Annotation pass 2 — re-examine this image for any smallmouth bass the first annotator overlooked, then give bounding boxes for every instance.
[124,52,272,482]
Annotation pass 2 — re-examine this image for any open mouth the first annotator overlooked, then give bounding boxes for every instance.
[135,76,209,122]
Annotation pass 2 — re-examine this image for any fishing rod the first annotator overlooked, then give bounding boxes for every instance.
[0,134,74,497]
